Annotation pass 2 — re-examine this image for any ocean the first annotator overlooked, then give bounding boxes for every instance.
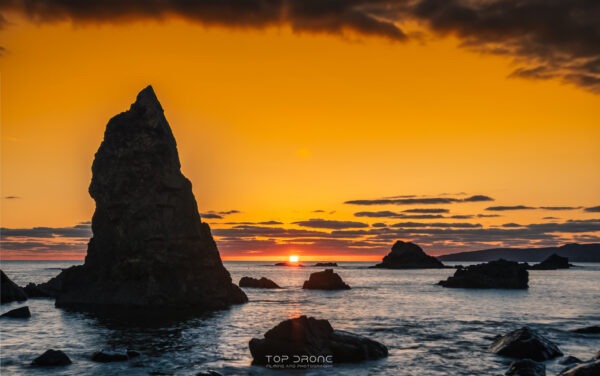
[1,261,599,375]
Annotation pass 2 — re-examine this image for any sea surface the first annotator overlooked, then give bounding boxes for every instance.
[1,261,599,375]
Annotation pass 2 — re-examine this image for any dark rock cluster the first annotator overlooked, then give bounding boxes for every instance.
[529,253,572,270]
[439,259,528,289]
[239,277,281,289]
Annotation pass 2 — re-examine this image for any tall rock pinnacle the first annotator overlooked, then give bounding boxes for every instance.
[54,85,248,311]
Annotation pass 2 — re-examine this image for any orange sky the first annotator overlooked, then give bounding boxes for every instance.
[1,11,599,261]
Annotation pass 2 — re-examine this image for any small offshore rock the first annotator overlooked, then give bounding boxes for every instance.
[505,359,546,376]
[314,262,338,267]
[559,359,600,376]
[239,277,280,289]
[439,259,528,289]
[489,327,562,361]
[91,350,129,362]
[1,306,31,319]
[1,270,28,304]
[302,269,350,290]
[31,349,72,366]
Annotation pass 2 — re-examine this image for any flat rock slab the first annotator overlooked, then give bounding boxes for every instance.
[489,327,562,361]
[1,306,31,319]
[439,259,528,289]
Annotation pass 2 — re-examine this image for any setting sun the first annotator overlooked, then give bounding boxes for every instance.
[289,255,299,263]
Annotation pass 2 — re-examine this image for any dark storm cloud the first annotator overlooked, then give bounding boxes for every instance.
[219,210,241,215]
[478,214,501,218]
[502,223,523,228]
[410,0,600,93]
[584,205,600,212]
[2,1,598,92]
[485,205,536,211]
[3,195,20,199]
[372,222,387,228]
[1,222,92,238]
[402,208,449,213]
[292,218,369,229]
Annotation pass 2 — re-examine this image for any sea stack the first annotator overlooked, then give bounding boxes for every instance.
[371,241,445,269]
[52,86,247,312]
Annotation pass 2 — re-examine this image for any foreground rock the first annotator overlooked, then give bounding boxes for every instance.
[1,306,31,319]
[439,259,528,289]
[489,327,562,361]
[43,86,246,312]
[560,356,583,365]
[529,253,572,270]
[31,349,72,366]
[303,269,350,290]
[559,359,600,376]
[314,262,337,267]
[370,241,445,269]
[505,359,546,376]
[1,270,28,304]
[249,315,387,366]
[239,277,280,289]
[572,325,600,334]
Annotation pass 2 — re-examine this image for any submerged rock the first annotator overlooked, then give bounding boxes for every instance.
[572,325,600,334]
[31,349,72,366]
[239,277,281,289]
[44,86,246,312]
[249,315,387,366]
[314,262,338,267]
[370,241,445,269]
[1,306,31,319]
[489,327,562,361]
[439,259,528,289]
[91,350,129,363]
[1,270,28,304]
[529,253,572,270]
[302,269,350,290]
[560,356,583,365]
[559,359,600,376]
[505,359,546,376]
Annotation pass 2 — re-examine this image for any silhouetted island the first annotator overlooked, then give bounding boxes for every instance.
[249,315,387,366]
[370,241,445,269]
[314,262,338,267]
[438,259,528,289]
[438,243,600,262]
[529,253,572,270]
[273,262,305,267]
[34,86,247,313]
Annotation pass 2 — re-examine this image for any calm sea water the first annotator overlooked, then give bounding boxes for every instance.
[1,261,599,375]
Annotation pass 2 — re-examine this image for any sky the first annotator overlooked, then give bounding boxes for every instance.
[1,1,599,261]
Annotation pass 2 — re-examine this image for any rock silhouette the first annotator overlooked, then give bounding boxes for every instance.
[1,306,31,318]
[249,315,387,366]
[314,262,338,267]
[1,270,28,304]
[303,269,350,290]
[439,259,528,289]
[370,241,444,269]
[559,359,600,376]
[489,327,562,361]
[239,277,281,289]
[529,253,572,270]
[572,325,600,334]
[31,349,72,366]
[47,86,246,312]
[505,359,546,376]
